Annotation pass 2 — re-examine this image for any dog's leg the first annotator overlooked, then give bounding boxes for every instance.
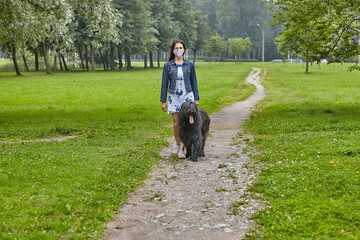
[199,139,206,157]
[185,142,192,159]
[197,134,205,157]
[191,138,202,162]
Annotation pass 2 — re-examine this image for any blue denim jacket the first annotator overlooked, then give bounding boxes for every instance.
[160,59,200,103]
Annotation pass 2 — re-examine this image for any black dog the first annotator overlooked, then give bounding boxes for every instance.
[178,101,210,161]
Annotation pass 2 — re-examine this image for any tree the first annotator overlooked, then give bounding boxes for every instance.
[192,11,210,63]
[205,33,227,62]
[0,0,41,75]
[114,0,155,70]
[192,0,277,60]
[190,0,218,33]
[24,0,74,74]
[141,0,159,69]
[151,0,179,67]
[228,38,245,59]
[172,0,197,49]
[269,0,360,72]
[228,37,251,60]
[243,37,252,58]
[74,0,121,71]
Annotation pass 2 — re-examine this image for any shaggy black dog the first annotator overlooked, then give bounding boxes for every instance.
[179,101,210,162]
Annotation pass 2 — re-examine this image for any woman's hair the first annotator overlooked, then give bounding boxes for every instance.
[168,39,186,61]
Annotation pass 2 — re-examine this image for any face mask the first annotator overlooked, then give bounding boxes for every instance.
[173,49,184,57]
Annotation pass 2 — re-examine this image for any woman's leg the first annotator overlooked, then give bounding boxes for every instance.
[172,113,181,147]
[172,113,185,152]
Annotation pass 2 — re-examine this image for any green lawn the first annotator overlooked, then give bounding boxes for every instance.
[0,63,255,239]
[245,63,360,239]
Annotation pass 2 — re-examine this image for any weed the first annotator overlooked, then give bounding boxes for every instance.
[202,200,215,213]
[229,200,247,215]
[215,188,227,192]
[227,173,239,184]
[218,163,228,168]
[148,192,166,201]
[228,153,240,158]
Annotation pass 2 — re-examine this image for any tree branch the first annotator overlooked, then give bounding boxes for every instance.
[25,0,57,14]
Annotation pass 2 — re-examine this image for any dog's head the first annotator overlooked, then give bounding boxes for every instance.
[181,101,197,125]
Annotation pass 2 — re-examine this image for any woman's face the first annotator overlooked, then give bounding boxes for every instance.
[174,43,184,51]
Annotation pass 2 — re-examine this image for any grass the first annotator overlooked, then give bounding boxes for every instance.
[0,59,10,66]
[244,62,360,239]
[0,62,255,239]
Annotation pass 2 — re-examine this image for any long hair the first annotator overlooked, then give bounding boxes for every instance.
[168,39,186,61]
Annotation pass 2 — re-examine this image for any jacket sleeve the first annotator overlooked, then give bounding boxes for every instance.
[160,63,169,103]
[190,62,200,101]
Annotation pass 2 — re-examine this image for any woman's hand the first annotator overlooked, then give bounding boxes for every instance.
[195,100,199,106]
[161,102,167,112]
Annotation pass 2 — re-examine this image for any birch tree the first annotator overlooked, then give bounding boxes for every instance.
[0,0,41,75]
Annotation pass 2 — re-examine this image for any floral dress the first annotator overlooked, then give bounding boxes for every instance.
[167,64,195,114]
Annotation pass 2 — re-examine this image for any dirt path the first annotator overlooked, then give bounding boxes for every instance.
[0,135,77,144]
[106,68,265,240]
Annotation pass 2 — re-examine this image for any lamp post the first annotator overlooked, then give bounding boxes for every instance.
[257,24,265,62]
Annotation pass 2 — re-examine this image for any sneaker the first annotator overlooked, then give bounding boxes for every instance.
[172,145,180,155]
[178,149,186,159]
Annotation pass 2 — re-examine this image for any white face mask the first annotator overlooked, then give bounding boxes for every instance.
[173,49,184,58]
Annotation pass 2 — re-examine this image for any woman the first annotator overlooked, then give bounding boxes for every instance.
[160,40,200,158]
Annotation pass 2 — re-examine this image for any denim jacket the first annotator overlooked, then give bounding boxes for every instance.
[160,59,199,103]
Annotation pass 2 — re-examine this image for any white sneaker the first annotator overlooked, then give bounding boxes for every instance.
[178,149,186,159]
[172,145,180,155]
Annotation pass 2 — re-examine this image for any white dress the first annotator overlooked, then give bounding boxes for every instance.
[167,64,195,114]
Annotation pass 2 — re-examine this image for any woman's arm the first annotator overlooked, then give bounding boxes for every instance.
[160,63,169,103]
[190,62,200,101]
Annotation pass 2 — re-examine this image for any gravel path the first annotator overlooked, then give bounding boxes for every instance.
[106,67,265,240]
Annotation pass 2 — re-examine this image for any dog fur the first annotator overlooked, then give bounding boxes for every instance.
[178,101,210,161]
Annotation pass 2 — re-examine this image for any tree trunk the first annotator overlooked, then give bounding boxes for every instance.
[78,44,85,71]
[144,53,147,69]
[149,51,154,68]
[84,45,89,71]
[126,53,131,70]
[22,54,29,71]
[117,44,122,70]
[43,42,51,74]
[11,45,21,76]
[193,49,197,63]
[90,44,95,71]
[61,54,69,71]
[128,55,132,70]
[104,49,109,70]
[53,54,57,72]
[157,51,160,68]
[110,42,115,71]
[33,49,39,71]
[98,49,106,70]
[59,55,63,71]
[305,57,309,74]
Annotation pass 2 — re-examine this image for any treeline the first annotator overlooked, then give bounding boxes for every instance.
[0,0,210,75]
[190,0,282,61]
[0,0,280,75]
